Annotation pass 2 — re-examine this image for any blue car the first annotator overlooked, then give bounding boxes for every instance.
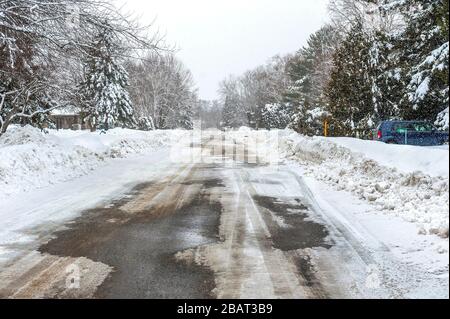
[375,121,449,146]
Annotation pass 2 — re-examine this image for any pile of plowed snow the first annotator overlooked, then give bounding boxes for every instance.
[277,130,449,238]
[0,126,181,199]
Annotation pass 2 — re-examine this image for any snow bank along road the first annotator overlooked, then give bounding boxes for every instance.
[0,131,448,298]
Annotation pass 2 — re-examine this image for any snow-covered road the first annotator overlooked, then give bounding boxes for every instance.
[0,130,447,298]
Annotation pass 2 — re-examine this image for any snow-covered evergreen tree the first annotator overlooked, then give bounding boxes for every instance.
[261,103,292,129]
[435,107,449,130]
[221,96,245,129]
[326,22,376,136]
[383,0,449,121]
[367,30,403,122]
[285,25,337,135]
[325,0,448,135]
[79,27,136,131]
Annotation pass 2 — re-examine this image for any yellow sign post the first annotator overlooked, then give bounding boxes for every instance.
[324,119,329,137]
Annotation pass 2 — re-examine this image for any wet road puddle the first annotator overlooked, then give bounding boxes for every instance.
[37,171,224,299]
[253,195,332,251]
[253,195,332,297]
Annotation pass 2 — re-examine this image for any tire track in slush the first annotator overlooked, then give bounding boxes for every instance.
[177,138,334,298]
[2,135,340,298]
[1,163,226,298]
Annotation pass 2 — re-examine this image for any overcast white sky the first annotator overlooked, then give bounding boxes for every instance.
[120,0,330,100]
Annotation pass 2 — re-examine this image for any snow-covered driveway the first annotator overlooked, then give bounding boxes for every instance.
[0,129,448,298]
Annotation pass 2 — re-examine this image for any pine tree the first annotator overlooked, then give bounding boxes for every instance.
[326,22,375,136]
[367,30,403,122]
[284,25,337,135]
[385,0,449,121]
[284,54,313,133]
[221,96,244,128]
[79,27,136,131]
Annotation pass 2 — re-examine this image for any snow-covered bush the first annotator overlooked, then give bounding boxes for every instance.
[261,103,292,129]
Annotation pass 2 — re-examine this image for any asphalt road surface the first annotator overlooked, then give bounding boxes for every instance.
[0,134,416,299]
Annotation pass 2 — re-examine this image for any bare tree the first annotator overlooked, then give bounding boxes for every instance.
[198,100,222,129]
[328,0,403,35]
[219,75,247,128]
[219,55,291,129]
[127,52,197,129]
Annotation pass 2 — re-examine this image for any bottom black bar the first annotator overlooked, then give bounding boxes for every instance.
[0,299,448,317]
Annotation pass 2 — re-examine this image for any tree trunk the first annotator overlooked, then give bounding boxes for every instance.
[1,113,14,136]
